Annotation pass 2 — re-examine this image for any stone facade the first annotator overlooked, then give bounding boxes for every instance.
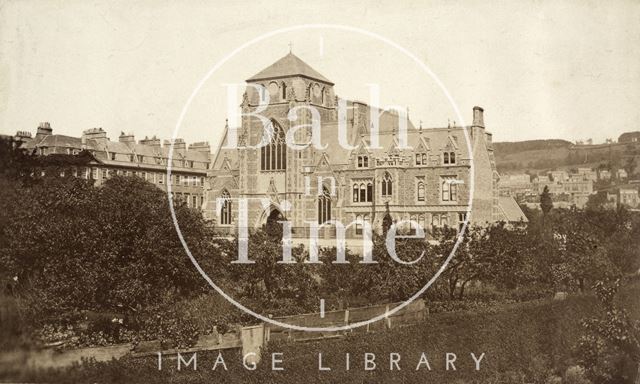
[15,123,211,209]
[204,53,502,238]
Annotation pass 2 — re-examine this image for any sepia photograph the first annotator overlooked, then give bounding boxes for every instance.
[1,1,639,383]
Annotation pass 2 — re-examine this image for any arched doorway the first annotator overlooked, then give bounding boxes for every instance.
[262,206,285,238]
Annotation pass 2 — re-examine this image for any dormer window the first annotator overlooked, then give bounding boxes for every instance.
[357,155,369,168]
[415,153,428,166]
[443,152,456,165]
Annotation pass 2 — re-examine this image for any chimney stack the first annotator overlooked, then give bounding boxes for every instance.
[188,141,211,153]
[15,131,32,141]
[139,135,162,148]
[82,128,108,147]
[472,106,484,128]
[119,132,136,146]
[35,122,53,139]
[164,138,186,150]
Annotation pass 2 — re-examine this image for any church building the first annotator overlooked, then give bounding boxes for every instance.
[204,52,513,241]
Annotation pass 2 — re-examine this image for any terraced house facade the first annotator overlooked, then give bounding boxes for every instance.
[14,123,211,208]
[204,53,518,240]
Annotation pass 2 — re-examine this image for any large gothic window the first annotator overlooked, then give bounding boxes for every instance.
[261,120,286,171]
[219,190,232,225]
[318,186,332,224]
[382,172,393,197]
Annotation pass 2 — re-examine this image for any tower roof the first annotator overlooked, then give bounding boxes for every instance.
[247,52,333,84]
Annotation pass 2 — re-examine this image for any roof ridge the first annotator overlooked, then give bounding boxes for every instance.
[247,52,333,84]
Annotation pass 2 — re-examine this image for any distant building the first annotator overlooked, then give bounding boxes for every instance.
[498,173,533,197]
[576,167,597,181]
[618,131,640,143]
[598,169,611,180]
[604,185,639,209]
[617,168,628,180]
[15,123,211,209]
[549,170,569,182]
[532,171,594,209]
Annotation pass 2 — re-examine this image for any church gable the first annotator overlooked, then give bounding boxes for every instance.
[221,157,233,171]
[415,136,431,152]
[316,152,333,171]
[445,135,459,151]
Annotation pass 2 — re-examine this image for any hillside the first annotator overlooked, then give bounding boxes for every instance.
[494,139,640,174]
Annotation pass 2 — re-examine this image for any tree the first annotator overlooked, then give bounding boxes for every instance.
[435,222,536,300]
[0,169,214,323]
[382,202,393,236]
[214,230,320,316]
[580,279,640,383]
[585,191,609,211]
[540,185,553,217]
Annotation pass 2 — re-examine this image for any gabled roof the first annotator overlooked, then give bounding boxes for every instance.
[247,53,333,84]
[498,196,529,223]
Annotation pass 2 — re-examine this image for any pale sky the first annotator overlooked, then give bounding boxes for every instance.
[1,0,639,146]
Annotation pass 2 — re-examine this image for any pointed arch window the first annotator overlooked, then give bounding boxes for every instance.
[281,82,287,100]
[357,155,369,168]
[220,190,232,225]
[318,186,332,224]
[444,151,456,165]
[353,181,373,203]
[417,181,425,201]
[415,152,428,166]
[359,183,366,202]
[441,177,458,201]
[261,120,286,171]
[382,172,393,197]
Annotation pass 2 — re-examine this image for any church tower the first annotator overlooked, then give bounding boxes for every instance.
[239,52,336,229]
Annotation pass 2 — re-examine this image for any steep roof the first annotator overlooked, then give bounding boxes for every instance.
[247,53,333,84]
[498,196,529,222]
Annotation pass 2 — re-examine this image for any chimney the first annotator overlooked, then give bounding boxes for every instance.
[15,131,32,141]
[164,138,186,150]
[82,127,109,146]
[139,135,162,148]
[35,122,53,139]
[472,106,484,128]
[188,141,211,153]
[119,132,136,144]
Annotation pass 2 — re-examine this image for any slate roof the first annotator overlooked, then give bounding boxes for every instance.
[497,196,529,222]
[247,53,333,84]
